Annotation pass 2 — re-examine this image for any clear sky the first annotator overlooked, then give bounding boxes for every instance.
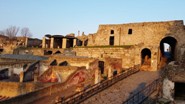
[0,0,185,39]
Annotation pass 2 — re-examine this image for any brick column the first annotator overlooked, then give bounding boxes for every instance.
[50,37,54,48]
[42,37,46,48]
[73,39,77,47]
[62,38,67,49]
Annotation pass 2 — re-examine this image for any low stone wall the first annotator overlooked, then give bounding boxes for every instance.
[0,82,50,97]
[1,82,65,104]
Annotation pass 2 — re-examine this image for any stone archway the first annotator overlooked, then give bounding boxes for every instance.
[140,48,151,71]
[159,36,177,67]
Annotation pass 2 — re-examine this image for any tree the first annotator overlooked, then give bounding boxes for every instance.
[21,27,32,37]
[5,26,19,39]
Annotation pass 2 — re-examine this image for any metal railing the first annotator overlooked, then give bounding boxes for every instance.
[56,68,139,104]
[123,78,162,104]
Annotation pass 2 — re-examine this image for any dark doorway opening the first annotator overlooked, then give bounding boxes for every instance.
[160,36,177,62]
[98,61,104,74]
[84,39,88,46]
[141,48,151,65]
[45,38,51,48]
[175,82,185,100]
[66,38,74,48]
[54,38,62,48]
[109,36,114,45]
[76,39,82,46]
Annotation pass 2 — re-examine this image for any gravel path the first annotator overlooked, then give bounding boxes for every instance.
[81,71,159,104]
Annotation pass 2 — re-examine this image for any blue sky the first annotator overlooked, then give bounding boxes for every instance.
[0,0,185,39]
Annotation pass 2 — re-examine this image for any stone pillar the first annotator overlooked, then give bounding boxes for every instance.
[94,69,99,84]
[151,49,158,71]
[62,38,67,49]
[42,37,46,48]
[108,67,112,79]
[19,71,24,82]
[86,63,89,69]
[25,37,28,47]
[73,39,77,47]
[50,37,54,48]
[157,47,161,67]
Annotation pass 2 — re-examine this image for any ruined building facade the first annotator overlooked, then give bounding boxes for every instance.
[75,20,185,71]
[40,20,185,71]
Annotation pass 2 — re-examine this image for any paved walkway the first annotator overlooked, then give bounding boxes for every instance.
[81,71,159,104]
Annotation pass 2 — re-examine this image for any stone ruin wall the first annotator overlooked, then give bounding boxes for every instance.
[74,47,138,69]
[86,20,185,62]
[74,20,185,71]
[88,20,184,46]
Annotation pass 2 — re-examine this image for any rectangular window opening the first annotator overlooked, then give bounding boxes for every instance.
[111,30,114,34]
[128,29,132,34]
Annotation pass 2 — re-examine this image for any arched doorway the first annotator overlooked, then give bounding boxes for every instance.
[160,36,177,64]
[140,48,151,70]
